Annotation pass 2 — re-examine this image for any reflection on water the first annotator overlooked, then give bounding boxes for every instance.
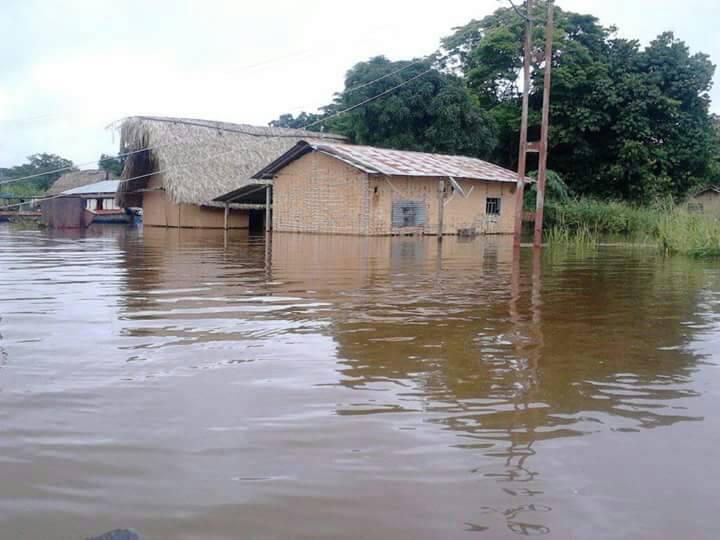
[1,224,719,539]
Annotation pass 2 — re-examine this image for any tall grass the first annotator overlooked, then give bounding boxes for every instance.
[543,198,660,236]
[543,197,720,258]
[656,211,720,258]
[546,225,599,251]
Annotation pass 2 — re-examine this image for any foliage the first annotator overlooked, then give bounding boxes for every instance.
[268,112,326,131]
[524,169,570,210]
[98,153,124,177]
[439,2,716,202]
[544,197,720,258]
[271,3,716,202]
[546,225,599,251]
[544,197,661,235]
[656,210,720,258]
[0,153,75,193]
[271,56,498,159]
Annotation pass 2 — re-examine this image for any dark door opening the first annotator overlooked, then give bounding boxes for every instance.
[248,209,265,231]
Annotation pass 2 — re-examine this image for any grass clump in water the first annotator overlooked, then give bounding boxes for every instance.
[656,210,720,258]
[546,225,599,251]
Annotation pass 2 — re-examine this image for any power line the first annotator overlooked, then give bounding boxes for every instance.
[0,140,190,186]
[301,68,435,129]
[283,59,429,115]
[2,64,437,192]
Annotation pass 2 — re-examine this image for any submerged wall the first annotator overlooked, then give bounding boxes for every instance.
[141,176,249,229]
[40,197,88,228]
[271,152,516,236]
[272,152,369,234]
[369,175,516,235]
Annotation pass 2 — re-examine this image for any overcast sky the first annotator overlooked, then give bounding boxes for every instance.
[1,0,718,169]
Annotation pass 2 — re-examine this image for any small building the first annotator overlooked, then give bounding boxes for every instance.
[116,116,346,229]
[216,141,522,236]
[41,179,129,228]
[687,186,720,216]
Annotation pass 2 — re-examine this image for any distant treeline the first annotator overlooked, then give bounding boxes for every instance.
[0,153,123,200]
[271,1,720,204]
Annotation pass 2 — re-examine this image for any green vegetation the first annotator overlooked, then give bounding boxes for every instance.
[273,1,718,204]
[271,57,498,159]
[543,197,720,258]
[656,211,720,258]
[98,153,124,177]
[0,153,75,204]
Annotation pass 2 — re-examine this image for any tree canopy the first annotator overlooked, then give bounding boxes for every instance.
[98,153,124,177]
[273,57,498,159]
[0,153,75,198]
[271,1,718,203]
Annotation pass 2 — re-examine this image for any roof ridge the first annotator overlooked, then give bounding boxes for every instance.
[128,115,345,140]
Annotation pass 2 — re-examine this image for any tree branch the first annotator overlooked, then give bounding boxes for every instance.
[506,0,530,21]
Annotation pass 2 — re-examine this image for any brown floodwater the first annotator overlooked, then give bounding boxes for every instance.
[1,224,719,540]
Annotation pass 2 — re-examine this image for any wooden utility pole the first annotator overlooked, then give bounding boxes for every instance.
[265,185,272,233]
[533,0,554,247]
[437,179,445,241]
[512,0,533,247]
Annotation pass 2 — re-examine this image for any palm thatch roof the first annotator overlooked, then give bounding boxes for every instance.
[47,169,113,195]
[116,116,346,207]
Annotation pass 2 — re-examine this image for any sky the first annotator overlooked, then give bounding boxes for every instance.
[1,0,718,169]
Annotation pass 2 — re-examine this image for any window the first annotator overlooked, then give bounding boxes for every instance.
[486,197,501,215]
[392,200,426,228]
[688,202,704,214]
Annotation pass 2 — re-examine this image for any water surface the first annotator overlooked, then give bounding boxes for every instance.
[1,224,719,539]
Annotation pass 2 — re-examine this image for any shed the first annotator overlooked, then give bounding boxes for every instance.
[687,186,720,216]
[41,179,128,228]
[116,116,346,229]
[216,141,524,236]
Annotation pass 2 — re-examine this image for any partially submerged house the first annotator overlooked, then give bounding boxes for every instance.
[116,116,346,229]
[687,186,720,216]
[41,179,129,228]
[216,141,522,236]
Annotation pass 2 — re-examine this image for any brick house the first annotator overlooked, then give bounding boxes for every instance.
[216,141,522,236]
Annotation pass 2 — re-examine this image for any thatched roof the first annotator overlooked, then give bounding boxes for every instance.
[116,116,346,207]
[47,169,113,195]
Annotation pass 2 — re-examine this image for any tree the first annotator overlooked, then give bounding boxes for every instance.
[271,56,498,159]
[98,153,124,177]
[439,2,716,202]
[268,112,326,130]
[0,153,75,194]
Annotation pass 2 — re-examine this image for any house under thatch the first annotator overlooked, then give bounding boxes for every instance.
[47,169,114,195]
[116,116,346,229]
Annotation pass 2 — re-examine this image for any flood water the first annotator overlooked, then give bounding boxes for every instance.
[1,224,719,539]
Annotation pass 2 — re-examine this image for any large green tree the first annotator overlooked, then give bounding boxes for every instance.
[440,2,716,202]
[272,57,498,159]
[0,153,75,195]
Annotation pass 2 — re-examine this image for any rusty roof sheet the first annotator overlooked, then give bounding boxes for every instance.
[312,143,522,183]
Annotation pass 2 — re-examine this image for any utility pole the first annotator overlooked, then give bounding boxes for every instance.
[533,0,554,247]
[512,0,533,247]
[437,179,445,241]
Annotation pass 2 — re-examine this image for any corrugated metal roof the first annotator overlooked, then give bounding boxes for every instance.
[254,141,526,183]
[62,179,121,196]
